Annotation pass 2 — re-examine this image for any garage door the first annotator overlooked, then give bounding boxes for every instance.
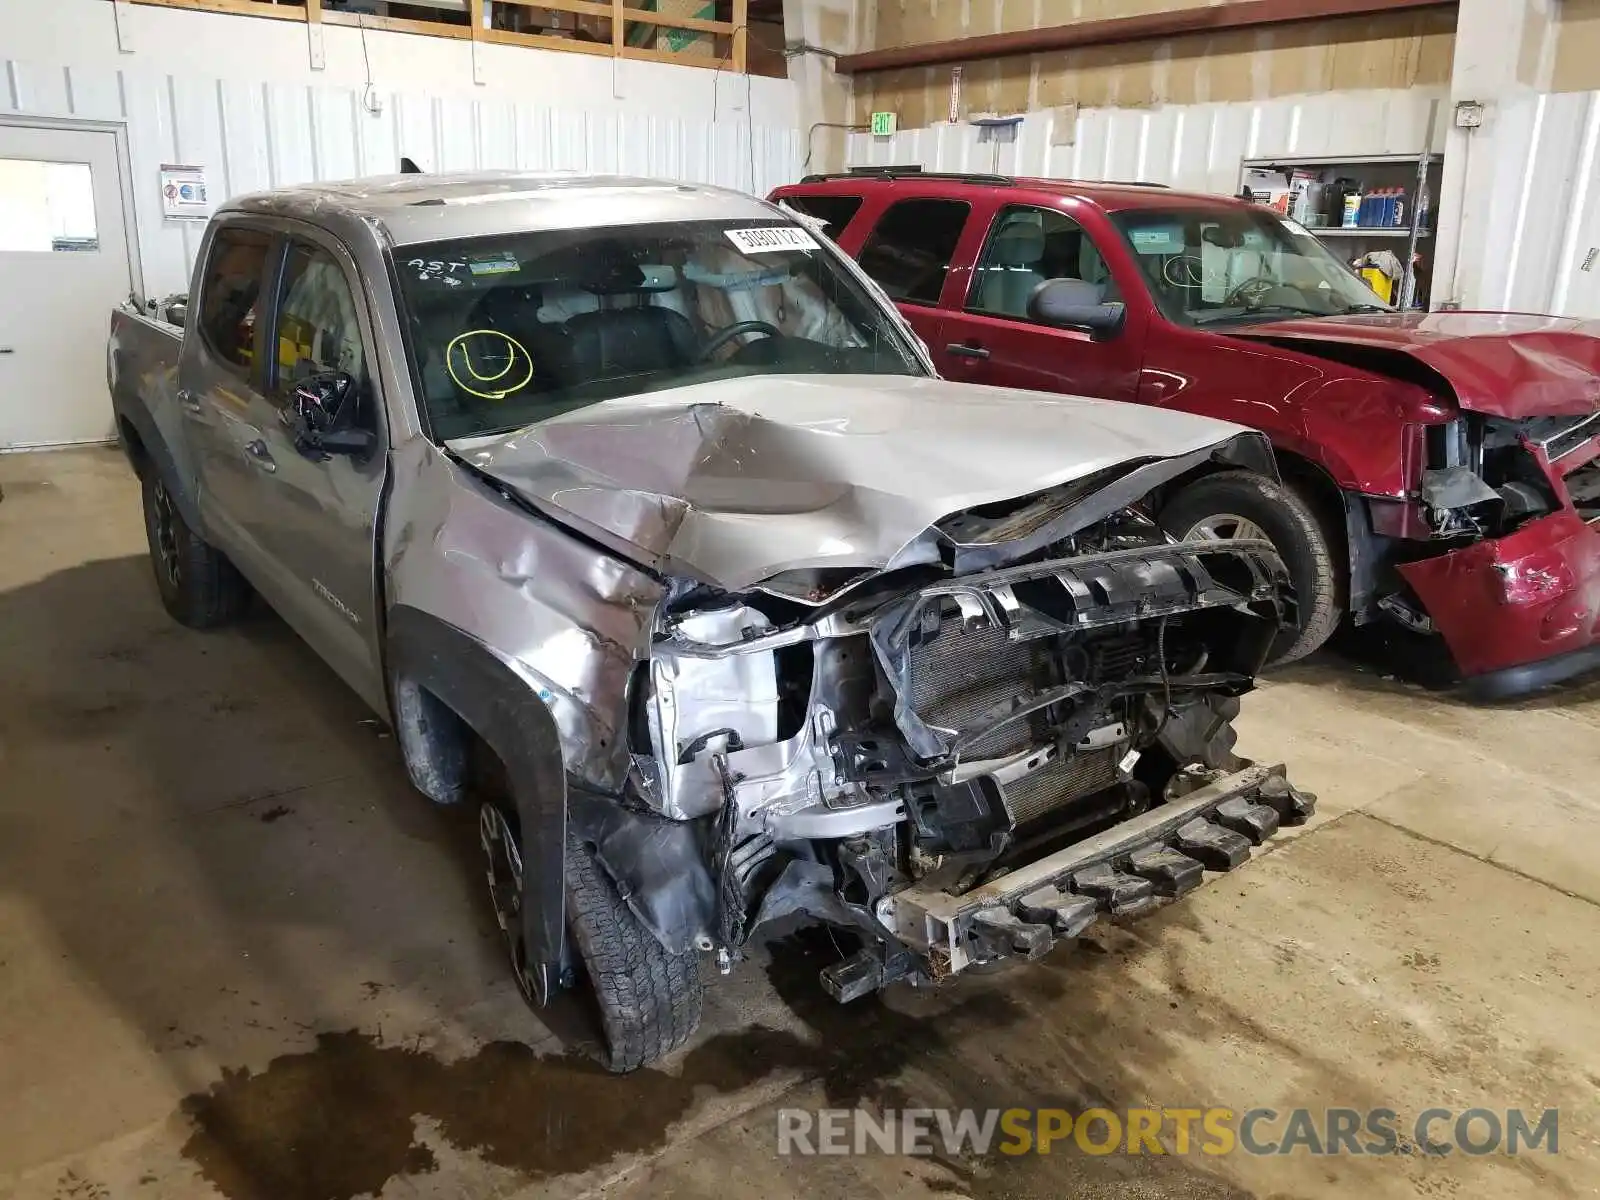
[0,122,136,449]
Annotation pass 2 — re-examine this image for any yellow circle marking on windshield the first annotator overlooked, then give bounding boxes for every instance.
[447,329,534,400]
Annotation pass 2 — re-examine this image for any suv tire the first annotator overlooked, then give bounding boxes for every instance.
[140,471,249,629]
[1159,470,1340,665]
[565,830,704,1072]
[481,800,703,1073]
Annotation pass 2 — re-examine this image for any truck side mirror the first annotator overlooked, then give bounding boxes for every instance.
[281,370,374,460]
[1027,278,1126,341]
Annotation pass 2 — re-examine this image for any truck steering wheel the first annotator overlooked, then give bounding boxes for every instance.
[697,320,781,362]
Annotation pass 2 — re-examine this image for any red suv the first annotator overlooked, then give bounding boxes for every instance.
[771,168,1600,698]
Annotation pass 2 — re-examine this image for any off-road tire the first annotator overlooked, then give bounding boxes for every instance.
[140,471,248,629]
[565,832,703,1072]
[1159,470,1341,665]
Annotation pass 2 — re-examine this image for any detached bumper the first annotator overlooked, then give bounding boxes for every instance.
[881,765,1314,979]
[1398,509,1600,698]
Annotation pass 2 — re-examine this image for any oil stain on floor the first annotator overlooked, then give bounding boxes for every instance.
[176,931,1257,1200]
[177,933,1017,1200]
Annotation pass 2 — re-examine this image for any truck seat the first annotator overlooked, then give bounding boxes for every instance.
[554,305,699,384]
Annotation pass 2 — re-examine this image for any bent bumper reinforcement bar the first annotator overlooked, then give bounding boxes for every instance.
[883,764,1315,979]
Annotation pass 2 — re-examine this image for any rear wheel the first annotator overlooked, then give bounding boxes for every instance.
[1160,470,1341,664]
[139,472,248,629]
[479,801,703,1072]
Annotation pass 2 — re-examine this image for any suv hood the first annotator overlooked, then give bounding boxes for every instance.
[1231,311,1600,419]
[449,374,1257,591]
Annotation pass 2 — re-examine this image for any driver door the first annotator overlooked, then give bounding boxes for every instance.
[935,203,1146,402]
[234,227,389,713]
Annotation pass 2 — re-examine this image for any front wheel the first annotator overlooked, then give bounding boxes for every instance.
[1159,470,1341,665]
[480,803,703,1072]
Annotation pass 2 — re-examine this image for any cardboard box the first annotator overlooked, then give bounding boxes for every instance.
[626,0,718,60]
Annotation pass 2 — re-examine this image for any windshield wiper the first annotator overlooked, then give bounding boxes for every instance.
[1338,303,1393,314]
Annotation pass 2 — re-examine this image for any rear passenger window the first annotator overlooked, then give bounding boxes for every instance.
[857,198,971,306]
[199,227,273,374]
[781,194,864,239]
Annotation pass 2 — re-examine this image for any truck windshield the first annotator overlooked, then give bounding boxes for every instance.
[1108,206,1393,327]
[394,218,925,440]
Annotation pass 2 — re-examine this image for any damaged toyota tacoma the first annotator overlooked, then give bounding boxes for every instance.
[108,173,1314,1071]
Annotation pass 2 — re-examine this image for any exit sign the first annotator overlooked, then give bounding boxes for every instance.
[870,111,898,137]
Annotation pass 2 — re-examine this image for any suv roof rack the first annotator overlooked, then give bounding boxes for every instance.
[798,166,1015,186]
[795,167,1172,190]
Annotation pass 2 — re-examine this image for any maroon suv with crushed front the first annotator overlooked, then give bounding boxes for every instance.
[772,167,1600,698]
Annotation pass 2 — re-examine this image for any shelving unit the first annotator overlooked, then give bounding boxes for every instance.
[1239,150,1445,309]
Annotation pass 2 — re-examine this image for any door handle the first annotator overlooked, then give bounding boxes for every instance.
[177,387,202,413]
[946,342,991,360]
[244,438,277,473]
[0,347,14,355]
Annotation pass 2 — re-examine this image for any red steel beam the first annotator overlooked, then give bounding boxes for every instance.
[834,0,1457,74]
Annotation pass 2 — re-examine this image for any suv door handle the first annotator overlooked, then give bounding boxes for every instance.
[177,387,202,413]
[244,438,277,473]
[946,342,990,360]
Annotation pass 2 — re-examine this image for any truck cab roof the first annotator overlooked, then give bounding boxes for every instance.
[220,171,781,248]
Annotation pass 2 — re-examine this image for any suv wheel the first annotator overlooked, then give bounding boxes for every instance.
[140,472,249,629]
[479,802,703,1072]
[1160,470,1341,665]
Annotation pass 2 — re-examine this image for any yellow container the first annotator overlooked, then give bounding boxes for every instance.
[1358,267,1395,305]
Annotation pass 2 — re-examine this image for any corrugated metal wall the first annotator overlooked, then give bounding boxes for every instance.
[1466,88,1600,317]
[0,58,801,299]
[845,88,1444,196]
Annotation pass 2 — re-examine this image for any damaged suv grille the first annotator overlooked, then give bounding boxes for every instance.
[873,539,1290,764]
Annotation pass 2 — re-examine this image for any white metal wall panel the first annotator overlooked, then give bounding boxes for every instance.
[0,53,801,297]
[847,89,1446,198]
[1475,90,1600,318]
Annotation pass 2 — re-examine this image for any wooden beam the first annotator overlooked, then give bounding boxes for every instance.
[612,0,625,58]
[620,10,732,35]
[619,45,725,68]
[834,0,1458,74]
[128,0,306,21]
[322,10,473,40]
[732,0,747,72]
[483,27,616,57]
[495,0,613,16]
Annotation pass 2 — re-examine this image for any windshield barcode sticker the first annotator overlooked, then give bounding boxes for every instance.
[726,226,819,254]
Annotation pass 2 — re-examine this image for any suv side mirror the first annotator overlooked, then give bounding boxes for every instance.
[281,370,375,460]
[1027,278,1126,340]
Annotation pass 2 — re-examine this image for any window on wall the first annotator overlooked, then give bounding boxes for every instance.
[970,205,1119,319]
[199,227,274,374]
[0,159,98,253]
[856,198,971,305]
[275,242,366,386]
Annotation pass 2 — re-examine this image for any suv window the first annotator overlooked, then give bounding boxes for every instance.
[857,198,970,306]
[970,205,1118,319]
[276,241,366,385]
[198,227,273,373]
[781,194,863,239]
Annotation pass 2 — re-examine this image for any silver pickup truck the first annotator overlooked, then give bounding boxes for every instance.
[108,172,1314,1071]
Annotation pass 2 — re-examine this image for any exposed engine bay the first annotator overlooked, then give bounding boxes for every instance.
[625,504,1314,997]
[1420,414,1592,540]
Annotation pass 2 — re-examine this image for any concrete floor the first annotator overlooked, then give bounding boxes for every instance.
[2,447,1598,1200]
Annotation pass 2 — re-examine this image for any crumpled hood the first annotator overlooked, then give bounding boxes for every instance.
[449,374,1250,590]
[1230,311,1600,419]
